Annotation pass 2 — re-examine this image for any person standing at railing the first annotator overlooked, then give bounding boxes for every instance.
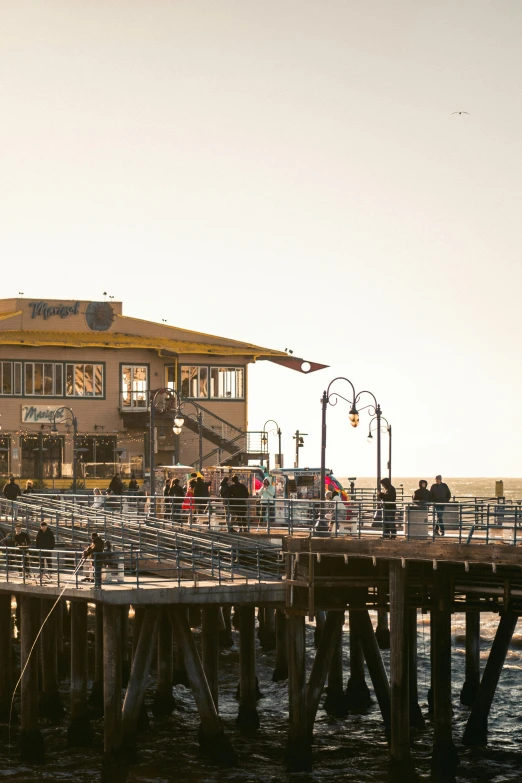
[182,479,197,522]
[35,520,55,579]
[430,475,451,536]
[257,478,275,526]
[169,479,185,523]
[194,476,210,514]
[108,473,123,495]
[379,478,397,539]
[3,522,31,576]
[163,478,172,520]
[128,472,139,492]
[23,480,34,494]
[82,531,104,586]
[413,480,431,509]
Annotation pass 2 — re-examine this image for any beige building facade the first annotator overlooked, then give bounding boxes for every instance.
[0,298,322,487]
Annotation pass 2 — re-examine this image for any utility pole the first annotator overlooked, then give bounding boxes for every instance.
[293,430,307,468]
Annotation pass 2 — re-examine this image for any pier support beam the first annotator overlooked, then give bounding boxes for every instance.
[408,608,425,729]
[272,609,288,682]
[39,598,63,723]
[202,606,220,712]
[307,610,345,734]
[19,596,44,763]
[431,567,458,772]
[236,606,260,730]
[172,608,189,686]
[346,608,372,712]
[67,600,92,746]
[261,607,276,651]
[0,593,13,722]
[168,606,236,765]
[122,608,159,757]
[152,608,175,717]
[102,604,128,782]
[219,605,234,648]
[463,611,518,746]
[121,605,131,688]
[460,608,481,706]
[314,610,326,648]
[356,610,391,736]
[324,612,348,717]
[389,561,410,765]
[286,614,311,772]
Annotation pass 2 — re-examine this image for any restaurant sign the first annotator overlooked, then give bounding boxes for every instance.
[29,301,80,320]
[21,405,67,424]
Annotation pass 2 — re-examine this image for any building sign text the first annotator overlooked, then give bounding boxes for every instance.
[29,301,80,320]
[22,406,67,424]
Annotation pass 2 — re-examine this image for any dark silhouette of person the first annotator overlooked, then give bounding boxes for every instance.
[35,520,55,576]
[3,476,21,501]
[379,477,397,539]
[228,475,250,530]
[413,480,431,508]
[108,474,123,495]
[169,478,185,522]
[430,475,451,535]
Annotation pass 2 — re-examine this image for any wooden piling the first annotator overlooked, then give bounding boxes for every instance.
[460,608,481,706]
[345,608,372,712]
[272,608,288,682]
[463,611,518,746]
[431,567,458,771]
[389,560,410,763]
[236,605,260,730]
[408,608,425,729]
[314,609,326,648]
[0,593,13,722]
[120,604,131,687]
[39,597,63,724]
[323,612,348,717]
[122,607,159,755]
[89,603,104,715]
[262,607,276,651]
[219,605,234,648]
[67,600,92,746]
[19,595,44,762]
[152,608,175,717]
[354,609,391,735]
[376,570,390,649]
[201,606,220,711]
[286,614,311,772]
[56,598,68,679]
[168,606,236,765]
[102,604,128,782]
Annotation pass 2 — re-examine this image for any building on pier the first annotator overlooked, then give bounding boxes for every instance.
[0,297,326,486]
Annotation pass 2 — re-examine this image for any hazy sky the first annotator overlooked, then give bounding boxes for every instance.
[1,1,521,477]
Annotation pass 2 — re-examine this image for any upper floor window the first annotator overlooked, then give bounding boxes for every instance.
[66,363,103,397]
[0,362,22,395]
[181,366,208,398]
[121,365,148,408]
[210,367,244,399]
[25,362,63,396]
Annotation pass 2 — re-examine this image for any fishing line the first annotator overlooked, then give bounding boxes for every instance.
[8,552,87,764]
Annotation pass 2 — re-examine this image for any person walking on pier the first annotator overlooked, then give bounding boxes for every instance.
[194,475,210,514]
[413,480,431,508]
[3,476,21,520]
[169,478,185,523]
[379,477,397,539]
[35,520,55,578]
[430,474,451,535]
[4,522,31,576]
[228,475,250,531]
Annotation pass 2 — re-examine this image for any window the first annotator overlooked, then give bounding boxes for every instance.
[0,362,22,395]
[180,366,208,398]
[210,367,244,399]
[21,435,63,479]
[0,435,10,475]
[164,364,176,391]
[24,362,63,396]
[66,364,104,397]
[121,365,148,408]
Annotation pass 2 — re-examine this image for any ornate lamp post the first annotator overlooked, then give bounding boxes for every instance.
[262,419,282,471]
[368,416,392,482]
[149,388,185,502]
[320,377,382,501]
[50,406,78,493]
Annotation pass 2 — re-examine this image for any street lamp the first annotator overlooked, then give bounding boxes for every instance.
[50,406,78,493]
[263,419,282,471]
[320,377,383,501]
[149,388,184,502]
[368,416,392,482]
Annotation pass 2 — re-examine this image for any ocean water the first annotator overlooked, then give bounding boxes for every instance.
[340,477,522,500]
[0,477,521,781]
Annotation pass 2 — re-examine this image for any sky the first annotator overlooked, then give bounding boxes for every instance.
[1,1,521,478]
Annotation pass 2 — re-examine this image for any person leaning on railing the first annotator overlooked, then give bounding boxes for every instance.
[413,480,431,509]
[82,531,104,586]
[1,522,31,576]
[256,478,275,526]
[379,478,397,539]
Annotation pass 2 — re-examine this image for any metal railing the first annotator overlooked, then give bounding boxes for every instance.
[2,494,522,546]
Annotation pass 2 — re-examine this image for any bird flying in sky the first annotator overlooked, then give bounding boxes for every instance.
[452,111,469,115]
